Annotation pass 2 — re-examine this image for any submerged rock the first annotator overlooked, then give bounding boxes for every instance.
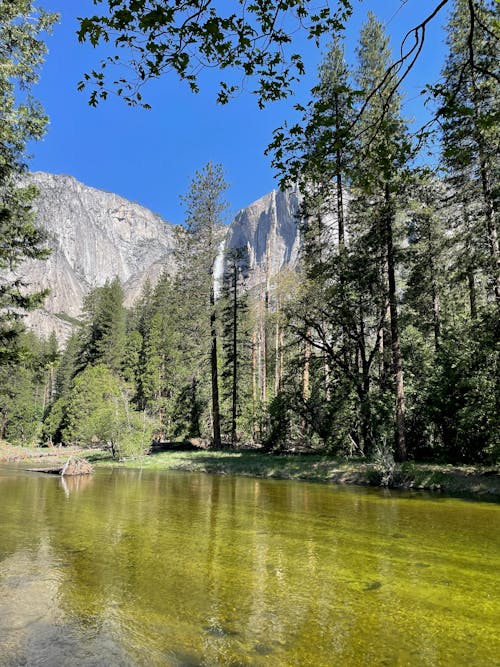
[364,581,382,591]
[202,623,238,637]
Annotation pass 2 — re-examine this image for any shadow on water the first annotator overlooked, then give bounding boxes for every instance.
[142,450,500,503]
[0,465,498,666]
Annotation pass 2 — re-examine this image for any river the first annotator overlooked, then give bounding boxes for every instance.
[0,465,498,666]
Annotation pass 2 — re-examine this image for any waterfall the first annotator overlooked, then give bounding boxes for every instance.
[213,236,227,298]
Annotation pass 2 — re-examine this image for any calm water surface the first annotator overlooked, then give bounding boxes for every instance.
[0,465,498,666]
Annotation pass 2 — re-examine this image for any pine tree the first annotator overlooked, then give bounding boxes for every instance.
[61,364,153,458]
[433,0,499,304]
[220,246,250,445]
[0,331,58,444]
[405,178,449,351]
[176,163,228,447]
[351,12,413,460]
[78,278,126,374]
[151,272,186,433]
[417,0,500,462]
[270,36,353,246]
[137,311,164,414]
[0,2,57,358]
[268,36,359,451]
[54,333,80,400]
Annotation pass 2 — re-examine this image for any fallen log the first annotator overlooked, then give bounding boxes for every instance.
[61,456,93,476]
[28,456,93,476]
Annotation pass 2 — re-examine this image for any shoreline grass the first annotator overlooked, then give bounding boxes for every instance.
[1,442,498,500]
[101,450,500,499]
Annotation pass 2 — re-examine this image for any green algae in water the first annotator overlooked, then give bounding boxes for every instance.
[0,466,499,666]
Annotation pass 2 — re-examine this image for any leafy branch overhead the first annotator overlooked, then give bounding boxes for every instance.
[77,0,352,107]
[77,0,500,141]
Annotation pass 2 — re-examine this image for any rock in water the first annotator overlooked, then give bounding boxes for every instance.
[60,456,93,476]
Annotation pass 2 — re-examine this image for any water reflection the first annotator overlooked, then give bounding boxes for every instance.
[0,467,499,666]
[60,471,94,497]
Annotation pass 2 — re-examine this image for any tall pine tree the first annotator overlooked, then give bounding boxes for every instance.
[351,13,413,460]
[176,163,228,447]
[0,2,57,359]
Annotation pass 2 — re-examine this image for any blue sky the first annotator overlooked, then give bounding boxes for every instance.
[29,1,448,225]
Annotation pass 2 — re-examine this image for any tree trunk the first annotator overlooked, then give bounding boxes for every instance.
[303,337,311,401]
[478,156,500,303]
[378,301,390,390]
[324,355,331,402]
[468,266,477,319]
[432,288,441,351]
[384,183,406,461]
[231,262,238,446]
[274,317,280,396]
[158,353,166,426]
[463,208,477,319]
[279,329,284,389]
[428,221,441,350]
[0,412,7,440]
[335,91,345,249]
[209,281,221,449]
[257,325,262,402]
[301,336,311,440]
[252,328,258,439]
[189,375,200,437]
[471,81,500,303]
[333,101,348,403]
[358,299,370,454]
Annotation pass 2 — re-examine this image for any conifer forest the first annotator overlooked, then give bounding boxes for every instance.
[0,0,498,468]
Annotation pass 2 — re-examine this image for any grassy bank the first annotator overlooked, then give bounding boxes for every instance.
[1,442,499,500]
[95,449,500,499]
[102,450,500,498]
[0,441,98,464]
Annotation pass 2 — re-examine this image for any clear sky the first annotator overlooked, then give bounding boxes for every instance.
[29,1,448,225]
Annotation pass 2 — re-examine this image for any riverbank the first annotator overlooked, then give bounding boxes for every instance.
[2,442,498,500]
[104,450,500,499]
[0,441,89,463]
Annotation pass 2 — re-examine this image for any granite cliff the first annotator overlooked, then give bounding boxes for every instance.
[15,173,302,342]
[225,186,302,283]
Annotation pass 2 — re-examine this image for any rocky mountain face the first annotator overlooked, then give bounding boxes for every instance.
[14,173,302,342]
[225,186,302,284]
[18,172,177,340]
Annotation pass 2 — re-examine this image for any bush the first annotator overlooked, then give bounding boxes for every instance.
[372,437,396,487]
[46,364,156,458]
[113,410,157,460]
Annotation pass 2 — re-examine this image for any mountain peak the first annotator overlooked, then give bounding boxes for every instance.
[14,172,301,342]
